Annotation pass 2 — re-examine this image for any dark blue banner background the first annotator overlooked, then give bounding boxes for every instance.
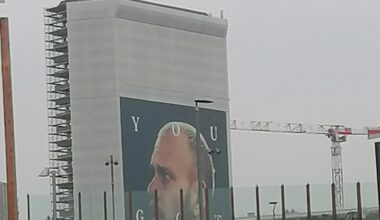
[120,97,230,191]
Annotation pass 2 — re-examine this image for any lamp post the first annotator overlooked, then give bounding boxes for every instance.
[269,201,278,220]
[39,167,66,220]
[105,155,118,220]
[194,99,213,220]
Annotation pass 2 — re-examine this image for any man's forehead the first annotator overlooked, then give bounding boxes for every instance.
[157,130,188,147]
[153,131,192,156]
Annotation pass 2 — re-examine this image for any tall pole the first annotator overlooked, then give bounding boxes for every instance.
[111,156,115,220]
[105,155,118,220]
[1,17,18,220]
[194,100,212,220]
[195,102,203,220]
[52,171,57,220]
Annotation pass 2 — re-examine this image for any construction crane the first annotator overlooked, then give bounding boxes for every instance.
[230,120,380,209]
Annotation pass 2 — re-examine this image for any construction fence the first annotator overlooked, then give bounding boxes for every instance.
[25,182,378,220]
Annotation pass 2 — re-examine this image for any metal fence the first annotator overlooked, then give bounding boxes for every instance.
[25,183,379,220]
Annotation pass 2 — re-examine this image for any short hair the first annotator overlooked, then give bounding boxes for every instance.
[156,122,215,192]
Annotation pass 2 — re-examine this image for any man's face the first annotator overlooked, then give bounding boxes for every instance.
[148,131,197,220]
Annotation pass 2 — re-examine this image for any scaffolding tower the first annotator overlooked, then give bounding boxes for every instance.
[45,1,73,219]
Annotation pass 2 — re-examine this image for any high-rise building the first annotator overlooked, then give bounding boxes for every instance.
[45,1,230,219]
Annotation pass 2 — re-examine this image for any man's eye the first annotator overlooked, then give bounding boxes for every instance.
[164,174,171,181]
[161,173,172,184]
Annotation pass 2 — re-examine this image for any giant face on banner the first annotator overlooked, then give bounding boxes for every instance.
[120,97,230,220]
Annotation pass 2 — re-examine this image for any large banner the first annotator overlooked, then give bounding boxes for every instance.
[120,97,230,220]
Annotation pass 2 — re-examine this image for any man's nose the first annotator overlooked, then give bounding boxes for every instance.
[147,176,158,192]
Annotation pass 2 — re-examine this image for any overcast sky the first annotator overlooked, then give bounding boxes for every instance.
[0,0,380,215]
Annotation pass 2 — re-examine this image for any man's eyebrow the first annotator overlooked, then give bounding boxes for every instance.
[157,164,176,180]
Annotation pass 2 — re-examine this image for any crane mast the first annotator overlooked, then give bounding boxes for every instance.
[230,120,380,209]
[328,132,345,208]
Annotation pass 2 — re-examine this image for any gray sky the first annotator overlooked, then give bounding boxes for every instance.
[0,0,380,212]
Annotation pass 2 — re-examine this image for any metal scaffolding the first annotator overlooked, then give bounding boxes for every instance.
[45,1,73,219]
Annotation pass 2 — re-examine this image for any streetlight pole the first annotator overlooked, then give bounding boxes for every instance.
[105,155,118,220]
[194,99,213,220]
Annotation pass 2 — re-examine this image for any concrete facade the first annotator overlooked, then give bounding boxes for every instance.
[66,1,229,219]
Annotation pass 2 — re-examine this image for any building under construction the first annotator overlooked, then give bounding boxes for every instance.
[44,0,230,219]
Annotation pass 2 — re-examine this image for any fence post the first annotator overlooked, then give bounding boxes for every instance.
[205,188,209,220]
[154,190,159,220]
[281,185,286,220]
[306,184,311,219]
[103,191,107,220]
[357,182,363,220]
[331,183,337,220]
[78,192,82,220]
[230,187,235,220]
[256,185,260,220]
[27,194,30,220]
[375,142,380,219]
[180,189,184,220]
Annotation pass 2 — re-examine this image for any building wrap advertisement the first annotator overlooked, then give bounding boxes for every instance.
[120,97,231,220]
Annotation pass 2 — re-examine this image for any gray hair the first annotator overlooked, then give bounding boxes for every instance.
[157,122,215,192]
